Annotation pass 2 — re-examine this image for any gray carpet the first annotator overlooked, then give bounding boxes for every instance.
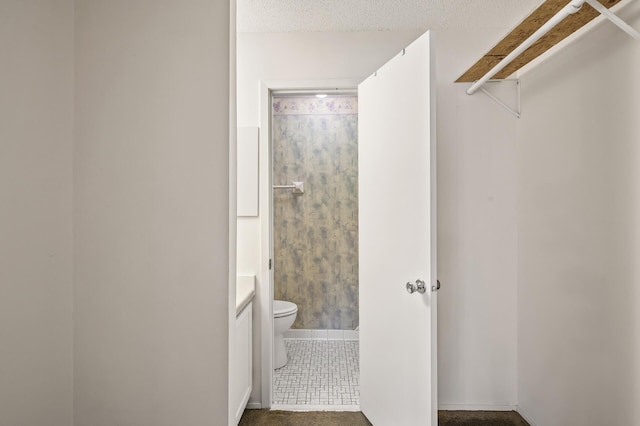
[439,411,529,426]
[239,410,371,426]
[239,409,530,425]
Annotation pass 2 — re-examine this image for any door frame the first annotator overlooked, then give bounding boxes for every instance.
[258,79,360,408]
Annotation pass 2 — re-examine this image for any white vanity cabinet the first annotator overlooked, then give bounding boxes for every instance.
[232,276,255,425]
[232,302,252,424]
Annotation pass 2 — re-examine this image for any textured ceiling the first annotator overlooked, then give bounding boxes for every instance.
[237,0,542,33]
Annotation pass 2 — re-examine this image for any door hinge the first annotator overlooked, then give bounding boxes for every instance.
[269,259,272,270]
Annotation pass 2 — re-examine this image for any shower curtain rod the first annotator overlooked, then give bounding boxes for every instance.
[466,0,640,96]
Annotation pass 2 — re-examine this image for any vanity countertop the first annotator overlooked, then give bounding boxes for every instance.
[236,275,255,316]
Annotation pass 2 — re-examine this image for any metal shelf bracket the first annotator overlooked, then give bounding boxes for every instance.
[474,79,521,119]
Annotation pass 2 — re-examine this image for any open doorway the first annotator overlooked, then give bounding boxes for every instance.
[251,32,438,425]
[269,90,360,410]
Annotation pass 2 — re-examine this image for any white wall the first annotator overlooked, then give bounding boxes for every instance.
[0,1,74,425]
[237,29,519,409]
[436,31,518,410]
[517,3,640,425]
[74,1,232,425]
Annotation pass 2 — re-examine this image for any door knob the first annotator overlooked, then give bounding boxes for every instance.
[432,279,441,292]
[406,279,427,294]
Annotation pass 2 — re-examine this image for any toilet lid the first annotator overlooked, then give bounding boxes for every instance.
[274,300,298,318]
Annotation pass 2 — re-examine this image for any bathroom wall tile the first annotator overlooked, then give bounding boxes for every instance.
[327,330,344,341]
[284,329,312,339]
[343,330,360,341]
[285,329,361,341]
[311,329,328,340]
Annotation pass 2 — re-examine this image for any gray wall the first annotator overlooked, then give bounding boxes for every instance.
[74,1,232,425]
[2,1,234,424]
[517,2,640,424]
[0,1,74,425]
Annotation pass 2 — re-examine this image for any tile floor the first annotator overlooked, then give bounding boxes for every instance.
[273,339,359,406]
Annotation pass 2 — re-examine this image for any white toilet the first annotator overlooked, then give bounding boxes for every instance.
[273,300,298,369]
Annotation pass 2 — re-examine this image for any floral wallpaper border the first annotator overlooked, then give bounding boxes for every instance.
[272,96,358,116]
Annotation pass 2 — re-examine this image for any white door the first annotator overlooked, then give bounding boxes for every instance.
[359,31,437,426]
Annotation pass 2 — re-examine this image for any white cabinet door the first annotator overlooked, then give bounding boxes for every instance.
[233,303,252,425]
[359,31,437,426]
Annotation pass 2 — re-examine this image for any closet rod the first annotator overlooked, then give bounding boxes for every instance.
[466,0,640,95]
[466,0,585,95]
